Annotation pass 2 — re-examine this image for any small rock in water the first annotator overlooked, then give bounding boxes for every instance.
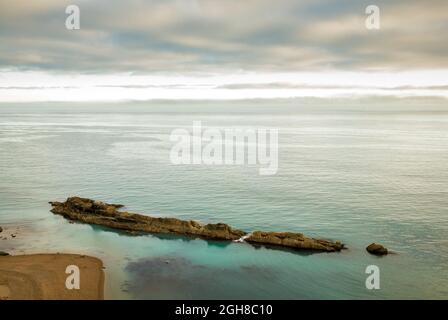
[0,226,3,233]
[366,243,388,256]
[0,251,9,256]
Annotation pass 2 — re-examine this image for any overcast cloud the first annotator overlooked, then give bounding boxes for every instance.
[0,0,447,101]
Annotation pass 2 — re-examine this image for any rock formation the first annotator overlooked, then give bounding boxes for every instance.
[246,231,344,252]
[366,243,388,255]
[50,197,245,241]
[50,197,345,252]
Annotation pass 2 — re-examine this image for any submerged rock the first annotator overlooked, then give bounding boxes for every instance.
[366,243,388,255]
[246,231,344,252]
[50,197,345,252]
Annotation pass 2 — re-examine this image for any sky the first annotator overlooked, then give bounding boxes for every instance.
[0,0,447,102]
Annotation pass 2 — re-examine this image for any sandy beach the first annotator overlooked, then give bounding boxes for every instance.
[0,254,104,300]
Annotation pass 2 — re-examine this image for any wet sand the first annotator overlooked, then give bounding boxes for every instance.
[0,254,104,300]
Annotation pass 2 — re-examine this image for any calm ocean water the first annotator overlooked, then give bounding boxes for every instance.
[0,101,447,299]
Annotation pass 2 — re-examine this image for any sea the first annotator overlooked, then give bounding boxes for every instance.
[0,99,447,299]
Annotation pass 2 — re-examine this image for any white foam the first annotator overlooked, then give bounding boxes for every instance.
[233,233,252,243]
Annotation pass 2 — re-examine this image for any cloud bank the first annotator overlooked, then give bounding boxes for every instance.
[0,0,447,101]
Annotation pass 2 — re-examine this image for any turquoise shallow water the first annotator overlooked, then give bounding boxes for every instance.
[0,101,447,299]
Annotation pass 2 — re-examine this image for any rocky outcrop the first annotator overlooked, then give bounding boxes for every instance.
[50,197,345,252]
[366,243,388,255]
[246,231,344,252]
[50,197,245,241]
[0,251,9,256]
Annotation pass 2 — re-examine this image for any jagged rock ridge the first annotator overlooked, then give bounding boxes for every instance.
[50,197,345,252]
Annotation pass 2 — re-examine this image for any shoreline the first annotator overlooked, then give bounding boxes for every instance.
[0,253,105,300]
